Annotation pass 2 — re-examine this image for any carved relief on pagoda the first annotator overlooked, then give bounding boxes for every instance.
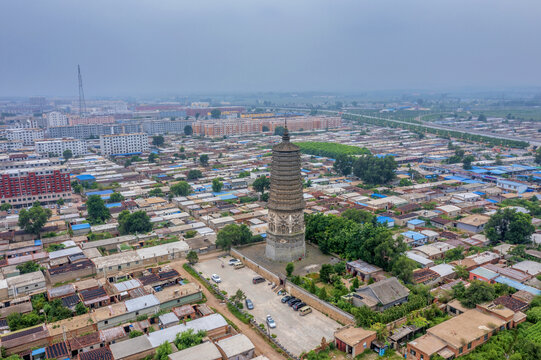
[291,213,304,233]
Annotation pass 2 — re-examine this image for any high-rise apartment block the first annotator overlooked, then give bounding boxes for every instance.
[6,128,45,146]
[99,133,149,156]
[35,138,87,157]
[0,166,71,207]
[45,111,68,127]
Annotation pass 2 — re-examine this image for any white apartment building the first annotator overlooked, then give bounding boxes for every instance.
[6,128,45,146]
[46,111,68,127]
[35,138,88,156]
[0,140,24,152]
[99,133,149,156]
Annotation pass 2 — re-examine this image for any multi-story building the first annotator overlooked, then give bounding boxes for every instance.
[0,166,71,207]
[192,116,341,137]
[6,128,45,145]
[0,140,24,152]
[35,138,88,156]
[45,111,68,127]
[142,120,193,135]
[68,115,115,126]
[99,133,149,156]
[48,123,142,139]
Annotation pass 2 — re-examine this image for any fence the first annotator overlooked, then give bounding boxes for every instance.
[231,248,356,325]
[185,264,299,360]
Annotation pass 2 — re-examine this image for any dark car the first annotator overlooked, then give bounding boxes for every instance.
[252,276,265,284]
[292,302,306,311]
[288,298,301,306]
[245,299,254,310]
[281,295,292,303]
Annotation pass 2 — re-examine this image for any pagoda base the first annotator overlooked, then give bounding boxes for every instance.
[265,232,305,262]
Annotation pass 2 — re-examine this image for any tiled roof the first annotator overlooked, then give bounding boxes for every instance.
[69,331,101,350]
[46,341,69,359]
[78,346,113,360]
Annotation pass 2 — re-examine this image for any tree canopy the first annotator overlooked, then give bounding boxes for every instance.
[174,329,207,350]
[86,195,111,225]
[171,181,191,196]
[252,176,270,194]
[212,178,223,193]
[352,154,397,185]
[152,135,165,147]
[18,202,52,236]
[184,125,193,135]
[16,261,42,274]
[199,154,209,166]
[108,192,124,203]
[187,169,203,180]
[210,109,221,119]
[118,210,152,235]
[216,223,255,251]
[485,208,534,245]
[297,141,370,158]
[62,149,73,160]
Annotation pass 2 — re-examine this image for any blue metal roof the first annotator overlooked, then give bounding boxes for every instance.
[106,202,122,208]
[31,348,45,356]
[76,174,95,181]
[486,199,499,203]
[377,216,394,224]
[219,194,237,200]
[473,191,485,196]
[470,267,498,279]
[72,223,91,230]
[86,189,114,196]
[371,193,387,199]
[495,276,541,295]
[401,231,427,241]
[111,152,142,157]
[408,219,425,225]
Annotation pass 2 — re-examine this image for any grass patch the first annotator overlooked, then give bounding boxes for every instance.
[227,303,253,324]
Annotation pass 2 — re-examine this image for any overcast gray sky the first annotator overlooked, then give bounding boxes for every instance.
[1,0,540,97]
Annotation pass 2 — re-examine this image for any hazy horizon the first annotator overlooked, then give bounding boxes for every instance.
[1,0,540,97]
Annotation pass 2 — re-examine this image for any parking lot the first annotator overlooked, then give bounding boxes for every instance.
[194,256,342,356]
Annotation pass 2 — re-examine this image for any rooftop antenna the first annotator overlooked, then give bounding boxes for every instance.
[78,65,87,117]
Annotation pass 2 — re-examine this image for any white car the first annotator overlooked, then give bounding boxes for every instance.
[211,274,221,283]
[266,315,276,329]
[228,258,241,266]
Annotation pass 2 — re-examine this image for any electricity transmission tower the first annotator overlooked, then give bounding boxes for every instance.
[78,64,87,117]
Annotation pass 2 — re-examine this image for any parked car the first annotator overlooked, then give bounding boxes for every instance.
[288,298,301,306]
[292,302,306,311]
[252,276,265,284]
[228,258,240,265]
[266,315,276,328]
[211,274,221,283]
[245,299,254,310]
[281,295,292,303]
[299,306,312,316]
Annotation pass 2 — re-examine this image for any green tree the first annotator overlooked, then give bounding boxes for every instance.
[154,342,172,360]
[174,329,207,350]
[216,223,253,252]
[463,154,475,170]
[238,171,250,178]
[108,192,124,203]
[391,256,417,284]
[457,281,497,308]
[485,208,534,245]
[171,181,191,196]
[286,262,294,277]
[184,125,193,136]
[152,135,165,147]
[318,287,328,301]
[212,178,223,193]
[478,114,487,122]
[210,109,221,119]
[16,261,41,274]
[535,147,541,165]
[118,210,153,235]
[399,178,413,186]
[352,154,397,185]
[86,195,111,225]
[445,246,465,261]
[341,208,375,224]
[129,330,144,338]
[0,203,11,211]
[199,154,209,166]
[350,277,360,291]
[148,188,164,197]
[56,198,65,206]
[333,261,346,275]
[18,203,52,236]
[252,176,270,195]
[75,302,89,315]
[148,152,159,163]
[333,154,354,176]
[319,264,334,283]
[187,169,202,180]
[62,149,73,160]
[186,250,199,265]
[274,126,285,136]
[262,125,269,132]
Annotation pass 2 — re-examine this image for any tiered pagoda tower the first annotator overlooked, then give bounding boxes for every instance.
[265,127,306,262]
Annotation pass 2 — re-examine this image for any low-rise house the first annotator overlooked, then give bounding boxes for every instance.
[354,277,410,311]
[216,334,255,360]
[406,252,435,268]
[401,231,428,246]
[456,214,490,233]
[334,327,377,358]
[346,259,383,282]
[469,267,499,283]
[168,341,222,360]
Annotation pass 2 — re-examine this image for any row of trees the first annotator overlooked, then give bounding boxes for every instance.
[343,114,530,148]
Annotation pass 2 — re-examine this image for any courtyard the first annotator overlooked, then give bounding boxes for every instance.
[194,256,342,356]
